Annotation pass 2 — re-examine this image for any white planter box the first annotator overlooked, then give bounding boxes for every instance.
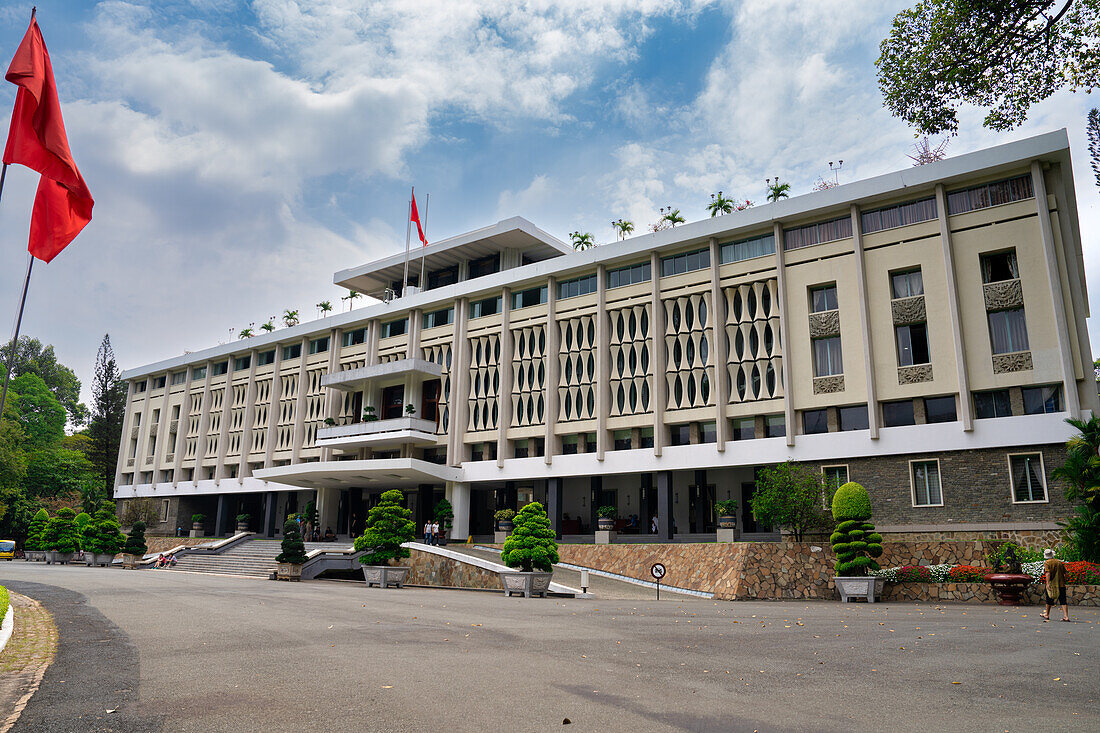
[276,563,303,581]
[46,551,73,565]
[716,528,740,543]
[499,571,554,598]
[84,553,114,567]
[834,576,885,603]
[595,530,616,545]
[362,565,409,588]
[494,531,509,544]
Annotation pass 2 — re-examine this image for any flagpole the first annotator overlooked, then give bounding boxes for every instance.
[0,165,34,421]
[402,187,413,296]
[418,193,429,288]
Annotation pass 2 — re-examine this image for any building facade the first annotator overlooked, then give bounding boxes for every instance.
[114,130,1095,543]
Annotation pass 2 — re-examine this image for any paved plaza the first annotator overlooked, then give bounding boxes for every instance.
[1,563,1097,732]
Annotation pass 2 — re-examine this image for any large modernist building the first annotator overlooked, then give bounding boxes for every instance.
[114,130,1095,543]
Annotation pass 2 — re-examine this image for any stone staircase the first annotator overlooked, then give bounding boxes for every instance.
[169,539,349,578]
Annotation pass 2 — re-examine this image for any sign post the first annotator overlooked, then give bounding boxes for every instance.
[650,562,666,601]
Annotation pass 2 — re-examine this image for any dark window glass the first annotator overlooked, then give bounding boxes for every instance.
[423,307,453,329]
[803,409,828,434]
[212,361,228,376]
[896,323,930,366]
[562,436,579,455]
[732,417,755,441]
[861,197,937,233]
[813,336,843,376]
[342,327,368,346]
[988,308,1029,353]
[1022,385,1063,414]
[720,234,776,264]
[135,381,147,392]
[470,296,502,319]
[171,372,187,385]
[1010,453,1046,502]
[810,285,838,312]
[309,337,329,354]
[152,376,166,389]
[468,254,500,279]
[660,248,710,277]
[838,405,869,431]
[882,400,916,427]
[699,422,717,444]
[192,366,207,380]
[974,390,1012,419]
[381,320,407,339]
[607,262,651,289]
[513,440,529,458]
[511,286,547,309]
[765,415,785,438]
[557,274,597,299]
[670,425,691,446]
[282,344,302,360]
[639,428,654,448]
[911,461,943,505]
[924,396,957,423]
[783,216,853,250]
[946,175,1033,214]
[427,265,459,290]
[980,251,1019,283]
[891,269,924,298]
[257,350,276,366]
[613,430,632,451]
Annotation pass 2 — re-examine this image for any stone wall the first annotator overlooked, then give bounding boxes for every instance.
[882,582,1100,607]
[404,548,503,590]
[141,537,213,554]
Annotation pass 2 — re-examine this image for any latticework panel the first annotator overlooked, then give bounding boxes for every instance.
[511,325,546,427]
[423,343,452,434]
[303,368,326,448]
[250,379,271,454]
[558,315,597,422]
[204,388,223,457]
[276,373,297,451]
[724,279,783,403]
[184,392,202,459]
[610,305,651,416]
[468,334,501,431]
[664,294,712,409]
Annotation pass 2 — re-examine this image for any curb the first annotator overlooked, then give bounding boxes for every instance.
[0,604,13,656]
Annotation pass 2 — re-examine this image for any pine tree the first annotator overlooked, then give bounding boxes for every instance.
[123,520,148,556]
[25,508,48,551]
[276,519,308,564]
[83,501,125,556]
[355,489,415,565]
[501,502,559,572]
[88,335,126,493]
[42,507,81,554]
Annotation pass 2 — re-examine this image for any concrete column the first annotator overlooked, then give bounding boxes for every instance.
[656,470,674,540]
[113,380,136,492]
[850,204,880,439]
[263,491,277,537]
[263,343,283,468]
[504,481,518,511]
[497,288,514,467]
[773,223,795,447]
[595,265,609,460]
[317,486,339,532]
[290,338,309,464]
[544,277,560,464]
[153,377,172,482]
[448,482,471,540]
[136,379,153,481]
[213,358,235,482]
[170,365,192,486]
[448,298,470,466]
[237,349,260,479]
[193,361,215,477]
[547,476,563,538]
[934,184,974,431]
[321,328,341,462]
[407,309,423,360]
[1031,161,1081,419]
[708,237,729,450]
[650,252,667,456]
[215,494,228,537]
[366,320,380,366]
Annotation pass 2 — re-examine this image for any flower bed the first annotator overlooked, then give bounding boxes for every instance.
[873,561,1100,586]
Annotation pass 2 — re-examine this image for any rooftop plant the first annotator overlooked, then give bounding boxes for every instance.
[355,489,415,566]
[830,481,883,576]
[501,502,559,573]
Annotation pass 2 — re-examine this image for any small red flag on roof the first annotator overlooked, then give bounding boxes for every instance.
[3,15,93,263]
[410,191,427,246]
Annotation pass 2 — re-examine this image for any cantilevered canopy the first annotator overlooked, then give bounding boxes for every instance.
[253,459,461,490]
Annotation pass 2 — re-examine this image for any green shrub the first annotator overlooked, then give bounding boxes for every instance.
[751,460,833,541]
[276,519,308,564]
[83,502,125,556]
[597,505,617,519]
[830,482,883,576]
[235,513,250,523]
[191,514,205,524]
[493,508,515,523]
[74,512,92,541]
[501,502,559,573]
[42,508,80,554]
[985,541,1043,567]
[123,521,148,556]
[434,499,454,530]
[0,585,9,622]
[25,509,49,551]
[715,499,739,516]
[355,490,416,566]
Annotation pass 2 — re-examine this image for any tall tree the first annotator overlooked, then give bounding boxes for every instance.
[0,336,86,425]
[88,335,126,492]
[878,1,1100,135]
[8,374,66,450]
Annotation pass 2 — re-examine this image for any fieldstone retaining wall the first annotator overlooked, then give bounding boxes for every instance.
[404,548,502,590]
[882,582,1100,606]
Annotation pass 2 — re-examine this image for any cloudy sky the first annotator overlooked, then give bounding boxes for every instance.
[1,0,1098,409]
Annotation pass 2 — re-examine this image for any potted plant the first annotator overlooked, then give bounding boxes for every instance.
[324,416,337,426]
[494,508,515,544]
[405,403,416,416]
[355,489,415,588]
[363,405,378,422]
[25,508,48,561]
[42,508,80,564]
[715,499,739,542]
[235,513,251,533]
[596,506,617,531]
[434,498,454,546]
[275,519,309,581]
[82,502,125,566]
[500,502,559,597]
[122,521,148,569]
[190,513,205,538]
[830,482,885,602]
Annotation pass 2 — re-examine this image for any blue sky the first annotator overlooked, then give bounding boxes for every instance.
[1,0,1098,406]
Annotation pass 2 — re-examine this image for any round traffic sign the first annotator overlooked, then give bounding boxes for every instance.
[651,562,666,580]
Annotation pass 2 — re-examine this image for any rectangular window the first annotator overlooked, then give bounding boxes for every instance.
[946,174,1033,215]
[1022,384,1063,414]
[423,307,454,329]
[924,396,957,423]
[988,308,1029,354]
[469,296,502,319]
[136,380,147,393]
[911,460,943,506]
[427,265,459,290]
[813,336,843,377]
[342,327,368,346]
[783,216,853,250]
[765,414,785,438]
[379,319,407,339]
[882,399,915,427]
[810,284,838,313]
[670,424,691,446]
[861,197,937,233]
[511,286,548,309]
[822,465,849,507]
[557,274,598,299]
[192,366,207,380]
[152,376,167,389]
[838,405,869,432]
[660,248,710,277]
[211,361,228,376]
[513,439,529,459]
[803,409,828,435]
[468,254,500,279]
[895,323,930,366]
[974,389,1012,419]
[1009,453,1047,503]
[891,269,924,299]
[281,344,301,361]
[607,262,651,289]
[639,428,654,449]
[561,435,579,455]
[309,337,329,355]
[257,350,276,366]
[613,430,632,451]
[720,233,776,264]
[980,250,1019,283]
[699,421,717,444]
[732,417,755,441]
[233,356,250,372]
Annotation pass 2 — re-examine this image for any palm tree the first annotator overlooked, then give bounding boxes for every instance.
[1052,416,1100,560]
[239,327,254,339]
[611,219,634,241]
[569,231,595,251]
[342,291,362,311]
[766,177,791,202]
[661,207,685,227]
[317,300,333,318]
[260,320,275,333]
[707,192,734,217]
[283,309,299,327]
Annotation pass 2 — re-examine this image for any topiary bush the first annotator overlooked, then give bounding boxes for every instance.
[83,502,125,557]
[25,508,49,551]
[276,519,308,564]
[123,521,148,557]
[42,508,81,554]
[434,499,454,532]
[74,512,92,546]
[355,490,416,566]
[829,481,883,576]
[501,502,559,573]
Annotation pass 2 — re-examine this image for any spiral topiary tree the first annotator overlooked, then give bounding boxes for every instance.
[276,519,308,564]
[25,508,49,551]
[42,508,81,555]
[123,521,148,557]
[355,489,416,566]
[501,502,559,573]
[830,482,884,576]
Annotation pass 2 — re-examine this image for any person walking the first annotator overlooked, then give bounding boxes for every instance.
[431,520,440,546]
[1040,549,1070,622]
[423,521,433,545]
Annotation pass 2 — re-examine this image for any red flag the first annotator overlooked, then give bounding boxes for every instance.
[410,192,427,246]
[3,18,93,263]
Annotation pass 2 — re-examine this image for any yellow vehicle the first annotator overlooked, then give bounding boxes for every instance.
[0,540,14,560]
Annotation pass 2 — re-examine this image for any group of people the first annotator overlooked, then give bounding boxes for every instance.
[153,553,177,568]
[422,521,443,545]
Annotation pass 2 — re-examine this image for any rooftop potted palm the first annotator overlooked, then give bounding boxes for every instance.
[43,507,80,564]
[275,519,308,581]
[355,489,415,588]
[500,502,559,597]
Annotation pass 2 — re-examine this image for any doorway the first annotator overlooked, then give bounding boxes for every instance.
[381,384,404,419]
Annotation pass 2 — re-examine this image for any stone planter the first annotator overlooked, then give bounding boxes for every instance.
[84,552,114,567]
[717,515,736,529]
[834,576,885,603]
[500,570,554,598]
[716,527,740,543]
[597,517,615,531]
[362,565,409,588]
[494,530,510,544]
[46,551,74,565]
[190,522,203,538]
[121,553,140,569]
[276,562,303,582]
[595,530,616,544]
[25,550,45,562]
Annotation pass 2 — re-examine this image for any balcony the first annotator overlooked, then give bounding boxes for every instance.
[316,416,439,450]
[321,359,442,392]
